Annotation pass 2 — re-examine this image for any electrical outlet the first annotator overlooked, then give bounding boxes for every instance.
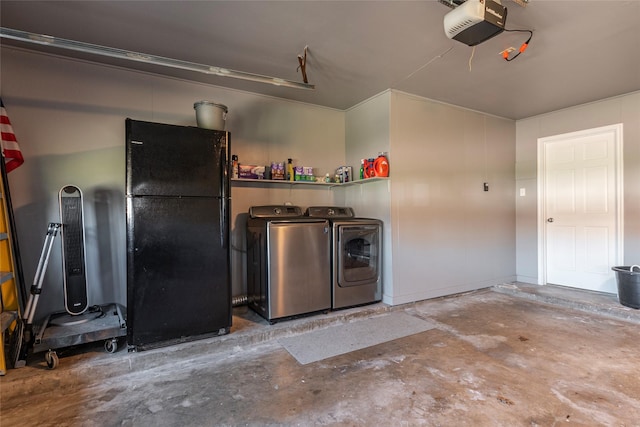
[499,47,516,56]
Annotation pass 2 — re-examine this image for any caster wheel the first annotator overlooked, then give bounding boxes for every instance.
[45,350,59,370]
[104,338,118,354]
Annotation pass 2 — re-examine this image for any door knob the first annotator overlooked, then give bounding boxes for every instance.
[547,218,554,223]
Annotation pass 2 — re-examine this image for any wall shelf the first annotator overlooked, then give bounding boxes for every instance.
[231,177,388,188]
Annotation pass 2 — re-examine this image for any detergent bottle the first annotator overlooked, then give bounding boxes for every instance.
[287,158,294,181]
[373,152,389,177]
[364,158,375,178]
[231,155,239,179]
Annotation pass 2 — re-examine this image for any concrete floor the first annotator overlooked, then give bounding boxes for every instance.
[2,284,640,426]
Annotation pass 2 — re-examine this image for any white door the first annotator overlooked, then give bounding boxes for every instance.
[538,124,623,293]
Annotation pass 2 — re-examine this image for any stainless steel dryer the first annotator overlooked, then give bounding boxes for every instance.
[246,205,331,323]
[306,206,382,309]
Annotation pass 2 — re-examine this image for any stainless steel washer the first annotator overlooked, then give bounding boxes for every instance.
[246,205,331,322]
[306,206,382,309]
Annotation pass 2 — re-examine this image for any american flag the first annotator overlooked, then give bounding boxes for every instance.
[1,98,25,173]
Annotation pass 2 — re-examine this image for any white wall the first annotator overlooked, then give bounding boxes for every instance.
[345,91,517,305]
[388,91,516,304]
[515,92,640,284]
[344,91,393,301]
[1,47,345,317]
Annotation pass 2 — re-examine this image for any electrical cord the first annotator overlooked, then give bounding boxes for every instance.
[502,29,533,62]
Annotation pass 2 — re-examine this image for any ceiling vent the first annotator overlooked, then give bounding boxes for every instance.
[444,0,507,46]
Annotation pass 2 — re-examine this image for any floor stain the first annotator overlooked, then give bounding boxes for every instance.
[3,288,640,426]
[497,395,515,405]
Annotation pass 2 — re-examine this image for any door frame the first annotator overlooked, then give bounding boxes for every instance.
[536,123,624,287]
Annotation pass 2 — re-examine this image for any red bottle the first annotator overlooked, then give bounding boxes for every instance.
[364,158,375,178]
[373,153,389,177]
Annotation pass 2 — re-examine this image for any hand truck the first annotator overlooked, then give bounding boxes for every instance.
[11,223,61,368]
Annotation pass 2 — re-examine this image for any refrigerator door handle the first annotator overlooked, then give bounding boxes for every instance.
[220,138,227,201]
[220,136,228,249]
[221,197,227,249]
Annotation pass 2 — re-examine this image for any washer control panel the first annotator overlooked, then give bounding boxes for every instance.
[249,205,303,218]
[306,206,355,219]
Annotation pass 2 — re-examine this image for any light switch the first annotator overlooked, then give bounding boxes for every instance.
[519,188,526,196]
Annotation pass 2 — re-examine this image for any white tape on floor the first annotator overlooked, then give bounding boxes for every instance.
[278,311,436,365]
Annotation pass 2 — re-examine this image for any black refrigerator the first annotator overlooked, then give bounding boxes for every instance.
[125,118,231,351]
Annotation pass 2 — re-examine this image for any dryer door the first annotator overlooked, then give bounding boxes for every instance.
[337,224,381,287]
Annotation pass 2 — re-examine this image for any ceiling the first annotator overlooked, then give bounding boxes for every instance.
[1,1,639,120]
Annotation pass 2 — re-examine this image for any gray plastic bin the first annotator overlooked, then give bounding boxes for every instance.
[612,266,640,309]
